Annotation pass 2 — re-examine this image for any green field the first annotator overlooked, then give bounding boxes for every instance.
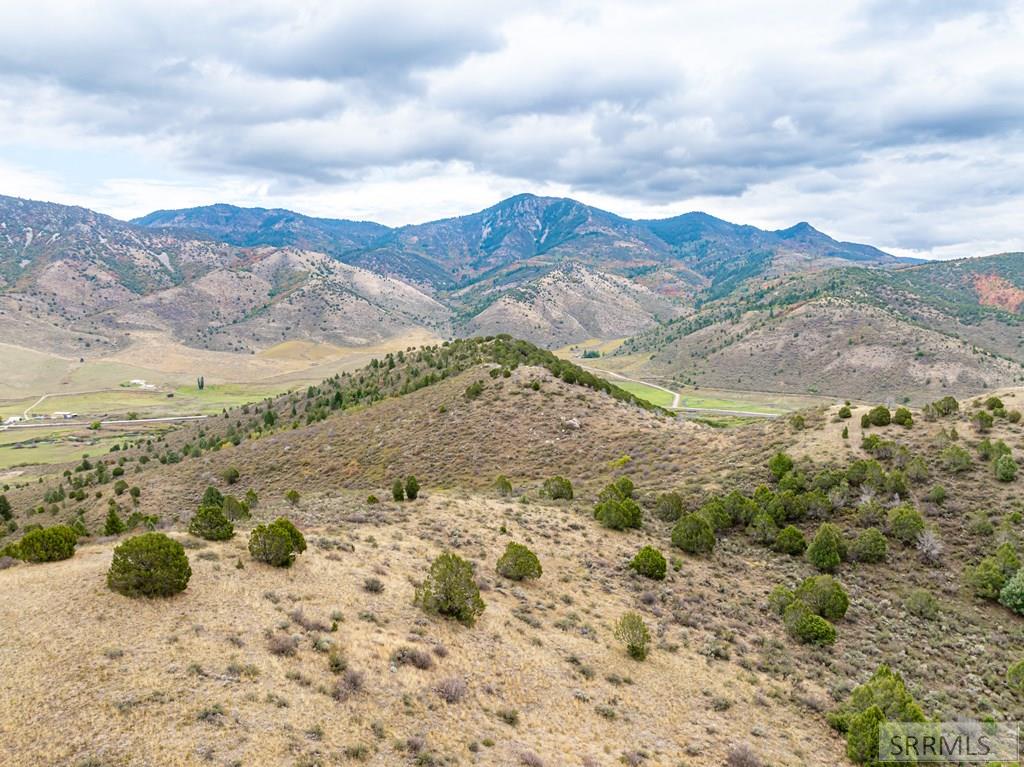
[170,383,294,413]
[676,392,785,414]
[0,421,179,471]
[2,382,293,421]
[612,380,677,408]
[0,428,124,470]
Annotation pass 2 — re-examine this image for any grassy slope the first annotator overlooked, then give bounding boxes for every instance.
[619,262,1024,403]
[2,342,1024,766]
[0,493,847,767]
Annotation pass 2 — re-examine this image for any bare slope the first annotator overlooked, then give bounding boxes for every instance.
[465,263,683,346]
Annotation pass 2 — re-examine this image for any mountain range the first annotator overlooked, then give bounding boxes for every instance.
[2,191,1022,401]
[135,193,910,294]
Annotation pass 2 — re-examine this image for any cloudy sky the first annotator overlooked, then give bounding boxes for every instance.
[0,0,1021,259]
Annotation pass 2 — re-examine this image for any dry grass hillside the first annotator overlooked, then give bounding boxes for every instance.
[629,297,1024,403]
[134,365,732,514]
[0,491,849,767]
[2,344,1024,767]
[465,264,683,347]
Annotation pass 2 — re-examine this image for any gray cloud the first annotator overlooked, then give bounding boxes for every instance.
[0,0,1022,257]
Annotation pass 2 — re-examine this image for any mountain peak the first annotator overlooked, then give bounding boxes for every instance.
[775,221,820,237]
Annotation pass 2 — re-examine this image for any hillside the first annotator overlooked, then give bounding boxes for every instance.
[463,263,683,346]
[134,204,389,257]
[2,338,1024,766]
[0,195,451,355]
[643,214,910,303]
[3,192,921,362]
[618,255,1024,403]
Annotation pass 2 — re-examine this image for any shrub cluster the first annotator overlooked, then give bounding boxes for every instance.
[795,575,849,620]
[629,546,667,580]
[249,517,306,567]
[17,525,78,563]
[806,523,847,573]
[892,407,913,427]
[391,475,420,501]
[405,476,420,500]
[828,665,926,764]
[940,444,972,472]
[107,533,191,597]
[967,543,1019,598]
[904,588,939,620]
[924,395,959,418]
[613,611,651,660]
[542,476,573,500]
[104,505,127,536]
[994,454,1018,482]
[771,574,848,646]
[594,477,641,530]
[767,452,794,481]
[653,491,684,522]
[1008,659,1024,694]
[222,494,251,520]
[866,405,891,426]
[494,475,513,497]
[772,525,806,555]
[414,552,485,627]
[672,513,714,554]
[495,542,542,581]
[999,569,1024,615]
[851,527,888,563]
[189,502,234,541]
[887,504,925,545]
[782,600,837,645]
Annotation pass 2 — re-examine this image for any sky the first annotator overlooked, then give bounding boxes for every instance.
[0,0,1022,259]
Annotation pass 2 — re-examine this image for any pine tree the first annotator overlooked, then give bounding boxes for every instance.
[103,505,126,536]
[405,475,420,500]
[188,502,233,541]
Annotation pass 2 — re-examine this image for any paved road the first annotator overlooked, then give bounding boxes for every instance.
[2,414,207,431]
[579,364,780,418]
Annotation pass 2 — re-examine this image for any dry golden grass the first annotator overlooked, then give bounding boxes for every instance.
[0,492,848,767]
[5,366,1024,767]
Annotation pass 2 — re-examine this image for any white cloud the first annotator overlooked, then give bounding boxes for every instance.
[0,0,1022,257]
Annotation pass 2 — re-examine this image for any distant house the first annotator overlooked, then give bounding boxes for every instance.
[52,411,78,419]
[2,416,22,425]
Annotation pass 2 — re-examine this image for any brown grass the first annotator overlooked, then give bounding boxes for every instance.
[3,367,1024,766]
[0,492,848,766]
